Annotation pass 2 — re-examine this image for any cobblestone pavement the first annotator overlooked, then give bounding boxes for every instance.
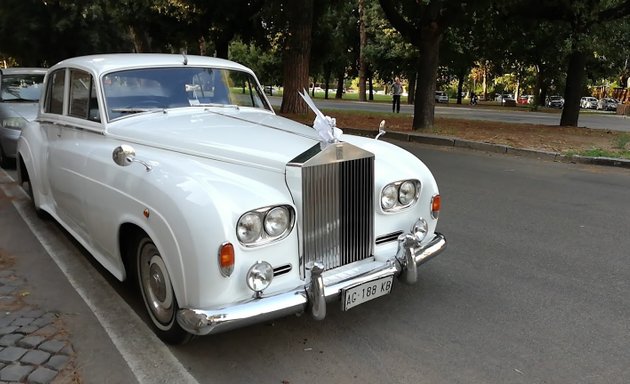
[0,266,79,383]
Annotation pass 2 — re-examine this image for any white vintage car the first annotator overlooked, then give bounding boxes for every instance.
[17,54,446,344]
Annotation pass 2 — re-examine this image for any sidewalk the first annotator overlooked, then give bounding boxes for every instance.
[0,269,76,383]
[0,177,137,384]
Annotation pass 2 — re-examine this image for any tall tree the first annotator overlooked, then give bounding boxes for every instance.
[309,0,359,99]
[378,0,490,130]
[279,0,315,114]
[363,1,418,102]
[505,0,630,126]
[358,0,368,101]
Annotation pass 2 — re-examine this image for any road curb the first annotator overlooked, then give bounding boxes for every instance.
[343,128,630,169]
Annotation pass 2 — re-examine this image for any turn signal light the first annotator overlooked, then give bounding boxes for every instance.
[431,194,441,219]
[218,242,235,277]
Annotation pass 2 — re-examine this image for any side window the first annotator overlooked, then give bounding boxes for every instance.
[45,70,65,115]
[69,70,92,119]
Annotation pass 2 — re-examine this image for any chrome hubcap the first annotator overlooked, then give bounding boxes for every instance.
[140,245,174,326]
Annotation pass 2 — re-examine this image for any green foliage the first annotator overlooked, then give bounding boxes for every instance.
[229,40,281,85]
[1,0,629,122]
[575,148,630,159]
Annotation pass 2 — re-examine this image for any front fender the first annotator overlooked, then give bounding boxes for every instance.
[88,142,299,309]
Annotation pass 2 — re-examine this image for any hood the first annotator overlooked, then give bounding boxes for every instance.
[106,108,320,172]
[0,102,39,121]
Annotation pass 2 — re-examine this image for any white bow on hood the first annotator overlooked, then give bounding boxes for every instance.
[298,89,343,147]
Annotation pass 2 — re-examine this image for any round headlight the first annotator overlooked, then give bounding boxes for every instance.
[412,218,429,242]
[246,261,274,293]
[237,212,262,243]
[398,181,417,205]
[381,184,398,210]
[264,206,290,237]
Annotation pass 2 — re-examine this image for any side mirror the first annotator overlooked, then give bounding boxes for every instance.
[112,145,153,172]
[112,145,135,167]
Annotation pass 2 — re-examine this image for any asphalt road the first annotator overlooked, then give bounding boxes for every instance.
[268,95,630,132]
[167,143,630,384]
[3,141,628,383]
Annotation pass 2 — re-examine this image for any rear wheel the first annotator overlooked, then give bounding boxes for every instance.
[135,236,193,344]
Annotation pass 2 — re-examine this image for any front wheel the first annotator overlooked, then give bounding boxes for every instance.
[135,236,193,344]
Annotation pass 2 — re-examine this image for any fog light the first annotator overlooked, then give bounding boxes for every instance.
[246,261,274,295]
[412,218,428,243]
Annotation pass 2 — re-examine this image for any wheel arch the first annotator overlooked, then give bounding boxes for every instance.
[118,222,145,281]
[17,153,29,185]
[116,218,188,305]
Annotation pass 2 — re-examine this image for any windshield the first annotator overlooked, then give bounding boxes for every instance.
[1,73,45,102]
[103,67,271,121]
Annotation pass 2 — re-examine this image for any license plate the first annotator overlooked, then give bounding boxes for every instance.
[342,275,394,311]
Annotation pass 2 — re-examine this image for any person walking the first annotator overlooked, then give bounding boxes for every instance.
[391,77,403,113]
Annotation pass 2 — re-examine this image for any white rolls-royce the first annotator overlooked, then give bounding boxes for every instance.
[17,54,446,344]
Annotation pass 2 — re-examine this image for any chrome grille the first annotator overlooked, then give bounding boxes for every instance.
[301,154,374,273]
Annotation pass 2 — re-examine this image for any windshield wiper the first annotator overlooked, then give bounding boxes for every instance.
[111,107,164,114]
[193,103,240,109]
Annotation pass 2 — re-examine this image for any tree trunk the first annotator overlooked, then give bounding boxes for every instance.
[560,50,586,127]
[128,26,150,53]
[534,63,544,109]
[214,36,230,59]
[405,71,416,105]
[412,29,442,130]
[482,62,488,101]
[324,67,331,100]
[368,75,374,100]
[358,0,367,102]
[335,71,344,99]
[456,71,465,104]
[198,37,207,56]
[280,0,313,114]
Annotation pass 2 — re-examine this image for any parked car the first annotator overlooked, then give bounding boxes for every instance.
[517,95,532,104]
[17,54,446,344]
[597,98,618,111]
[496,93,516,106]
[434,90,449,103]
[546,95,565,108]
[580,96,598,109]
[0,68,46,168]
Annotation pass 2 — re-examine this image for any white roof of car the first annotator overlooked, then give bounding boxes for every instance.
[49,53,253,75]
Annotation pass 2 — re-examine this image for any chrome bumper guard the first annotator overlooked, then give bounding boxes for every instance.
[177,232,446,336]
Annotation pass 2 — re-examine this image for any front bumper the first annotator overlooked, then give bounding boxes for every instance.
[177,232,447,335]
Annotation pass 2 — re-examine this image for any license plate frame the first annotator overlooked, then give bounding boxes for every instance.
[341,275,394,311]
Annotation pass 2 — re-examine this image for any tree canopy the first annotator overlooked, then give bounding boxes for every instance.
[1,0,629,123]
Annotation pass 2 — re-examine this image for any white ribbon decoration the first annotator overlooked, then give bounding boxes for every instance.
[298,89,343,146]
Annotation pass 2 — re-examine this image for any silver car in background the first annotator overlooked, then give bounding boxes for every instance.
[0,67,46,168]
[597,97,619,111]
[580,96,598,109]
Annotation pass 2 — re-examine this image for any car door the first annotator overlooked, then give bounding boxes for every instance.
[43,68,100,242]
